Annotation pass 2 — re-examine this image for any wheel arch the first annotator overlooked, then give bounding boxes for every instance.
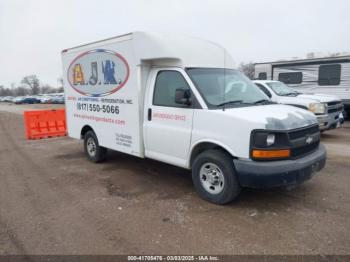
[189,140,236,168]
[80,125,94,139]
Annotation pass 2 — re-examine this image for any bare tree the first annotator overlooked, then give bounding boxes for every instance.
[238,62,255,79]
[57,77,63,87]
[0,82,31,96]
[41,84,55,94]
[56,77,64,93]
[21,75,41,95]
[14,86,30,96]
[0,85,12,96]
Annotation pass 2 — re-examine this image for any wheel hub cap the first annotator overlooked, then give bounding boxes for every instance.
[87,137,97,157]
[199,163,225,194]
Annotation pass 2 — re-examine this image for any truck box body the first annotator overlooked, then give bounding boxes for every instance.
[61,32,234,159]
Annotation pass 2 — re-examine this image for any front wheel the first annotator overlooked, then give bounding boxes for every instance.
[84,130,107,163]
[192,149,241,204]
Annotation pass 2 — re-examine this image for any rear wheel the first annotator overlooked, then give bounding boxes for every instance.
[192,149,241,204]
[84,130,107,163]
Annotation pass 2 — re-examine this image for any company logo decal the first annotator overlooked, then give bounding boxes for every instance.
[305,136,313,144]
[67,49,130,96]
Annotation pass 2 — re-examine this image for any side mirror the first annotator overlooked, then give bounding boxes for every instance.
[175,88,191,106]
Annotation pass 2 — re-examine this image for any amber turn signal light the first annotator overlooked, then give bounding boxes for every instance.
[252,149,290,159]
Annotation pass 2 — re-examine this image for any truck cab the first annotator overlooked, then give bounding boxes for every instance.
[254,80,344,131]
[62,32,326,204]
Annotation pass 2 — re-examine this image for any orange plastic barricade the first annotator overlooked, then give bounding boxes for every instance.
[23,109,67,140]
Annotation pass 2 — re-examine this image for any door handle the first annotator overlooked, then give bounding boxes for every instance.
[148,108,152,121]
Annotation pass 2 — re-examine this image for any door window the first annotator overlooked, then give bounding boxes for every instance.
[153,71,191,107]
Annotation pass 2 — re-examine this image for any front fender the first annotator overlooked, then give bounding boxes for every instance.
[187,138,237,168]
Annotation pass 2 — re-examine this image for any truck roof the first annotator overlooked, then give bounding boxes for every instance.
[61,31,235,68]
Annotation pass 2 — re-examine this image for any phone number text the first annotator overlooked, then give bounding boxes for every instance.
[77,103,120,114]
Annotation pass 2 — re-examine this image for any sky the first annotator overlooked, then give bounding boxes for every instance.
[0,0,349,87]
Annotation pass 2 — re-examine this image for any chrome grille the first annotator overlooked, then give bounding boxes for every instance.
[327,101,343,114]
[288,125,320,158]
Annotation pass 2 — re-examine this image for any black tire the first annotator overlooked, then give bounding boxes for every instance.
[192,149,241,204]
[84,130,107,163]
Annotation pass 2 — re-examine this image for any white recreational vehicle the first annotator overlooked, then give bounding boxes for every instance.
[254,56,350,116]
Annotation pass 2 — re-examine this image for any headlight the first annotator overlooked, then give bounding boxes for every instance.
[251,131,288,148]
[251,131,290,160]
[266,134,275,146]
[309,103,326,114]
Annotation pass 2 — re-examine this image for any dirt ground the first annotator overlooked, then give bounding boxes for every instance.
[0,103,349,255]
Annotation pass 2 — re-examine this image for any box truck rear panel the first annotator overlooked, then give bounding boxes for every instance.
[62,34,143,157]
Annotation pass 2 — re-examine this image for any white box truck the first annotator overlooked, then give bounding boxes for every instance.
[61,32,326,204]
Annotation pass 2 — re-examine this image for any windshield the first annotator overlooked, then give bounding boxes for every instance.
[187,68,268,108]
[266,81,299,96]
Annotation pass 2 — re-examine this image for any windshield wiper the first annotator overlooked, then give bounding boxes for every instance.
[280,92,299,97]
[252,99,273,104]
[217,100,244,107]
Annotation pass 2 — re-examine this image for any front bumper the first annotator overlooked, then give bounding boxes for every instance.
[233,144,327,188]
[317,112,343,131]
[343,99,350,108]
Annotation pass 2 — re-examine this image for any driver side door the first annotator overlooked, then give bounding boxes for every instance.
[144,68,195,168]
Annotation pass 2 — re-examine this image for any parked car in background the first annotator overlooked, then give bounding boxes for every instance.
[13,96,24,104]
[14,96,41,104]
[55,96,65,104]
[1,96,15,102]
[48,96,64,104]
[25,96,41,104]
[254,80,344,132]
[36,95,52,104]
[1,95,64,104]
